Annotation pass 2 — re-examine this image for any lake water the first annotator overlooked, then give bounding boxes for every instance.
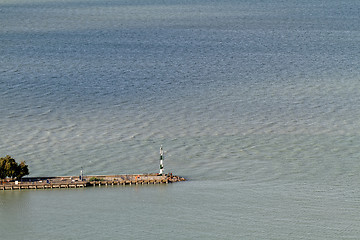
[1,0,360,239]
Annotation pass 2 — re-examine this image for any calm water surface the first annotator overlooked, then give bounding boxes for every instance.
[1,0,360,239]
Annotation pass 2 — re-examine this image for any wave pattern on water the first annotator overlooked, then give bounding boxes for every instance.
[2,0,360,239]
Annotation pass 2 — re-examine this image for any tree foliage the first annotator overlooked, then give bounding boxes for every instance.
[0,155,29,180]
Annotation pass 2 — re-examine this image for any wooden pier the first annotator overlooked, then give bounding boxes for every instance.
[0,174,185,191]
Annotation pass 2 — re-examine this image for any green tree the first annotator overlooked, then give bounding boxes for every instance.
[4,156,18,179]
[17,161,29,179]
[0,155,29,180]
[0,157,6,179]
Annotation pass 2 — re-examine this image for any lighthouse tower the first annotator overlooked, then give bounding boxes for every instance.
[159,146,164,175]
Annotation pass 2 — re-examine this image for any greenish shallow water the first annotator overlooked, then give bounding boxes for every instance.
[1,180,360,240]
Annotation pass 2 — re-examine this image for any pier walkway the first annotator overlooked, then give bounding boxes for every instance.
[0,174,185,190]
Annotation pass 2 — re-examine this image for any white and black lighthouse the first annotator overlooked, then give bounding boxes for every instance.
[159,146,164,175]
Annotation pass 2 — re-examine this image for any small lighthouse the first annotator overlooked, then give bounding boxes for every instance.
[159,145,164,175]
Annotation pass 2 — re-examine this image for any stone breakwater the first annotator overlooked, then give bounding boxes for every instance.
[0,174,186,190]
